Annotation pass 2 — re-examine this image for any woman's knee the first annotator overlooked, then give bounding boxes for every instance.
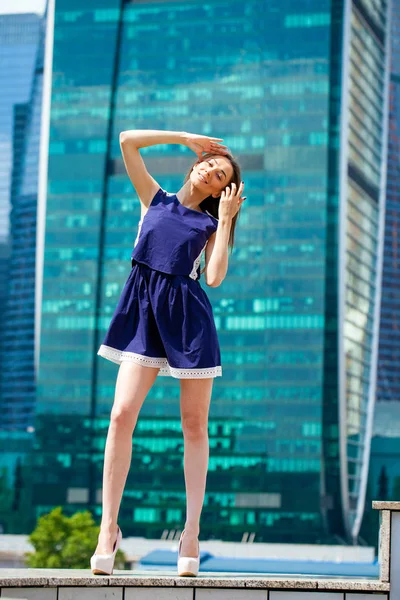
[181,415,208,441]
[110,403,138,431]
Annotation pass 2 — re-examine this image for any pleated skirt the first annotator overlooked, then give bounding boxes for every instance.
[97,259,222,379]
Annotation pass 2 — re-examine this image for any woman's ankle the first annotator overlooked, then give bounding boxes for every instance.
[100,522,118,535]
[184,524,200,537]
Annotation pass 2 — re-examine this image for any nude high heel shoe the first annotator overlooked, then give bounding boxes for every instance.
[177,529,200,577]
[90,526,122,575]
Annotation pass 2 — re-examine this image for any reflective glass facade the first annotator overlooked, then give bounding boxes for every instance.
[0,15,46,431]
[0,431,34,533]
[0,13,42,430]
[0,14,41,301]
[377,0,400,404]
[360,402,400,546]
[0,13,41,301]
[33,0,389,543]
[0,13,44,532]
[361,0,400,547]
[340,0,389,539]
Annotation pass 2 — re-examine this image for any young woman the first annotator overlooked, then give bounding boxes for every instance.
[90,130,245,577]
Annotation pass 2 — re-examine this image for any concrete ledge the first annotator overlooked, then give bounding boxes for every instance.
[2,502,398,599]
[0,569,391,592]
[372,501,400,599]
[372,501,400,511]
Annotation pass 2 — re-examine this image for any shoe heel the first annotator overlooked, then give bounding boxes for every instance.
[90,526,122,576]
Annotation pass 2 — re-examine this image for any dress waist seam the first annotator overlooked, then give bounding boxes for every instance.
[131,257,198,281]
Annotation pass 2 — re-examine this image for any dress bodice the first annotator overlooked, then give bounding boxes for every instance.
[130,187,219,280]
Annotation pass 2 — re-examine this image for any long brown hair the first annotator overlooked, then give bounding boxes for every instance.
[183,152,242,250]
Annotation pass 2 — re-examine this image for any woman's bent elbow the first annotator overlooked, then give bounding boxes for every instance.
[119,131,128,145]
[206,277,223,288]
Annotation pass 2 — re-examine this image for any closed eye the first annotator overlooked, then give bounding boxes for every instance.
[208,160,223,180]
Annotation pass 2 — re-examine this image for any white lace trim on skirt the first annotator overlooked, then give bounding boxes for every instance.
[97,344,222,379]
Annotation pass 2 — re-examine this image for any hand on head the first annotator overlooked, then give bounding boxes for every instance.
[184,133,229,159]
[219,182,246,220]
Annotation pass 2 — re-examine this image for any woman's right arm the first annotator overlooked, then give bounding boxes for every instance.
[119,130,187,209]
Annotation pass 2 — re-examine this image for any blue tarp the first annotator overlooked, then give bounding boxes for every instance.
[139,550,379,577]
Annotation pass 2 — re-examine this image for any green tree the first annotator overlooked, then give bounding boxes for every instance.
[26,507,126,569]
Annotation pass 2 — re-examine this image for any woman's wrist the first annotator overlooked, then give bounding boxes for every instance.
[180,131,189,146]
[218,217,232,230]
[216,219,231,248]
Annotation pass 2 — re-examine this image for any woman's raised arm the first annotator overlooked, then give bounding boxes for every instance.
[119,130,228,209]
[119,130,187,208]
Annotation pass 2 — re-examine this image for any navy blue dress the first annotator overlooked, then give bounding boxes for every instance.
[97,187,222,378]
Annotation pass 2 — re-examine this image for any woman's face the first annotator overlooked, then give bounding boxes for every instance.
[191,155,234,197]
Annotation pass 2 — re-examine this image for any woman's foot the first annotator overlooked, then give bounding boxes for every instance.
[95,525,119,555]
[179,529,199,558]
[91,525,122,575]
[178,528,200,577]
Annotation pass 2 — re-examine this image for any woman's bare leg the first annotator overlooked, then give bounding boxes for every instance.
[95,361,159,555]
[179,377,213,557]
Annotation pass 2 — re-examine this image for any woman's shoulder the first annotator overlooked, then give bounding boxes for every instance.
[149,186,172,205]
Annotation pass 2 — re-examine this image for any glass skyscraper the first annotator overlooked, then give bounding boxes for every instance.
[0,11,46,533]
[361,0,400,546]
[0,13,41,319]
[0,13,46,431]
[33,0,389,543]
[377,0,400,404]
